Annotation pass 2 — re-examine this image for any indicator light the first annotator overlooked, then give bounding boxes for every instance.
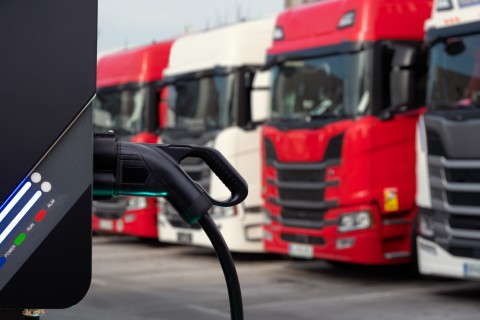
[31,172,42,183]
[41,182,52,193]
[337,10,356,29]
[35,210,47,222]
[0,257,6,269]
[14,233,26,246]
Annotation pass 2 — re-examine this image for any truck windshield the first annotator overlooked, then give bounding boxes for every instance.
[270,51,368,121]
[166,74,234,131]
[427,33,480,110]
[93,87,147,135]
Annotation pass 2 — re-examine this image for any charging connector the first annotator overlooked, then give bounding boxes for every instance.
[93,132,247,320]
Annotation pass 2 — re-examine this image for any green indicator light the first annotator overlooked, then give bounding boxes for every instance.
[14,233,26,246]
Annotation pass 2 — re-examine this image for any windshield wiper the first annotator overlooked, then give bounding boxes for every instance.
[433,99,479,110]
[308,114,346,120]
[272,116,305,123]
[307,101,343,119]
[379,104,409,120]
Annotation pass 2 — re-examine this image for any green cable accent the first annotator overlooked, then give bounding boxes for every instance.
[118,190,168,197]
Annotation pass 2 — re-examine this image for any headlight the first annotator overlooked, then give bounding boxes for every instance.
[209,206,236,218]
[263,209,272,225]
[419,215,435,238]
[263,230,273,242]
[338,211,372,232]
[126,197,148,210]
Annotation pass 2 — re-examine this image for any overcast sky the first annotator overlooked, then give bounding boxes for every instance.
[98,0,284,53]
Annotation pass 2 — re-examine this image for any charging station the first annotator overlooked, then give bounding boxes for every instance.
[0,0,97,310]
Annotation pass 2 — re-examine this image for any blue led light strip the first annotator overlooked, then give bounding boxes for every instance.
[0,182,32,224]
[0,191,42,245]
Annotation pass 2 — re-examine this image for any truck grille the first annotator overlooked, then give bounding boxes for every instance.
[424,113,480,259]
[428,157,480,214]
[449,246,480,260]
[281,233,325,245]
[420,209,480,259]
[93,197,127,220]
[264,135,342,229]
[279,187,325,202]
[450,215,480,231]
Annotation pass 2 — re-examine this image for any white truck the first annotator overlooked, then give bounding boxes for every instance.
[416,0,480,279]
[157,17,275,253]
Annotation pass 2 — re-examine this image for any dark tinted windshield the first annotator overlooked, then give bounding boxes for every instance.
[166,74,233,130]
[427,33,480,110]
[270,51,369,121]
[93,87,147,135]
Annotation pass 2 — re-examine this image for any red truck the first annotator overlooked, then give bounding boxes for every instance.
[262,0,432,264]
[92,40,173,238]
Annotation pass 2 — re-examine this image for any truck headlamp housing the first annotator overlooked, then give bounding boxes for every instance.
[436,0,453,11]
[419,215,435,238]
[126,196,148,211]
[263,208,272,226]
[210,205,236,218]
[338,211,372,232]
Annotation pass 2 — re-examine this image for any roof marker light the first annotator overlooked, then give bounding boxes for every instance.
[338,10,356,29]
[273,26,284,41]
[437,0,453,11]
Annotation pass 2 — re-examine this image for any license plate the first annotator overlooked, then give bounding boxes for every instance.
[464,263,480,279]
[177,232,192,243]
[99,219,114,231]
[288,243,314,259]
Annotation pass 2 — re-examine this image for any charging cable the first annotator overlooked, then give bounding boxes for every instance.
[93,132,248,320]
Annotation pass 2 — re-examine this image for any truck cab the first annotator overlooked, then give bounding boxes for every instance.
[262,0,432,264]
[93,40,174,238]
[416,0,480,279]
[157,17,275,253]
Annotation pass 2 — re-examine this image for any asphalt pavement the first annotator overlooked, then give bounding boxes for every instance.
[44,235,480,320]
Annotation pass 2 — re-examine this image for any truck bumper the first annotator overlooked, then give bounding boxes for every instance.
[158,208,265,253]
[263,205,414,265]
[418,236,480,280]
[92,199,158,238]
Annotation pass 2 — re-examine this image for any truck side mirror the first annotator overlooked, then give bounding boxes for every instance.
[444,38,465,56]
[390,45,417,109]
[251,70,271,124]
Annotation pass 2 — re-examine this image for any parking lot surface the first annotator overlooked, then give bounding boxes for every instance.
[46,235,480,320]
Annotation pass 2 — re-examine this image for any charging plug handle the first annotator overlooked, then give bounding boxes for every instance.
[93,133,248,224]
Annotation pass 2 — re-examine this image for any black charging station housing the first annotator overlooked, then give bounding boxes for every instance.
[0,0,97,310]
